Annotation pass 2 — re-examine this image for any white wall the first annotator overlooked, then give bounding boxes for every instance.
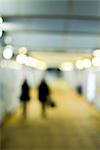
[0,61,23,123]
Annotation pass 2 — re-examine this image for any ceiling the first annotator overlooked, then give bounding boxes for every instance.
[0,0,100,52]
[0,0,99,18]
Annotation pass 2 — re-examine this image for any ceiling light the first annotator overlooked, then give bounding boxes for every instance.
[75,60,84,70]
[16,54,27,64]
[0,17,3,37]
[16,54,47,70]
[18,47,27,54]
[3,45,13,59]
[92,57,100,67]
[82,59,91,68]
[93,49,100,57]
[59,62,74,71]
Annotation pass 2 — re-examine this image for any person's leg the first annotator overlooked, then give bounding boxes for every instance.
[41,102,46,118]
[23,101,27,118]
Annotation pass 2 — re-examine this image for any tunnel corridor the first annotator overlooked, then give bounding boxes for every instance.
[1,79,100,150]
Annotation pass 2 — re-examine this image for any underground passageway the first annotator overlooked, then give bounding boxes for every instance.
[1,79,100,149]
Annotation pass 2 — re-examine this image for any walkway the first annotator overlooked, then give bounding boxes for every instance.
[1,79,100,150]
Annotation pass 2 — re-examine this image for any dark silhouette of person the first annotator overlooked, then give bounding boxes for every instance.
[76,84,83,95]
[20,79,30,118]
[38,79,50,117]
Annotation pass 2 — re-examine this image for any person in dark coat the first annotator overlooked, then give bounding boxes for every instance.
[20,79,30,118]
[38,79,50,117]
[76,84,83,95]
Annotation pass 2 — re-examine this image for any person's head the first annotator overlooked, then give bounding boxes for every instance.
[24,79,27,83]
[41,78,45,83]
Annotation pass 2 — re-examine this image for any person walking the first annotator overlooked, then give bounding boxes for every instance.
[20,79,30,118]
[38,79,50,117]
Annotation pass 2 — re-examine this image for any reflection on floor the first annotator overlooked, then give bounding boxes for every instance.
[1,79,100,149]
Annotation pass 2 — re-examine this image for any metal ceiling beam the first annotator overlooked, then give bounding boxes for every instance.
[2,18,100,35]
[3,15,100,21]
[3,30,100,36]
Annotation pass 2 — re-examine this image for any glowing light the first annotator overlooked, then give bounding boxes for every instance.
[35,60,47,70]
[0,17,3,24]
[75,60,84,70]
[26,57,47,70]
[92,57,100,67]
[26,57,38,67]
[0,17,3,37]
[93,49,100,57]
[0,30,2,37]
[59,62,74,71]
[18,47,27,54]
[3,45,13,59]
[82,59,91,68]
[16,54,47,70]
[16,54,27,64]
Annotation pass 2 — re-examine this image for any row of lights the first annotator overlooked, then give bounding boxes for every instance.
[59,49,100,71]
[2,46,47,70]
[59,59,91,71]
[16,54,47,70]
[0,15,100,71]
[2,45,100,71]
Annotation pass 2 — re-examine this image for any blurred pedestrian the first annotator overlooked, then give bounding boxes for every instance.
[38,79,50,117]
[20,79,30,118]
[76,84,83,95]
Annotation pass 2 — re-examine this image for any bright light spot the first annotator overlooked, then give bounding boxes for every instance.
[59,62,74,71]
[35,60,47,70]
[82,59,91,68]
[75,60,84,70]
[26,57,47,70]
[0,17,3,37]
[0,17,3,24]
[92,57,100,67]
[26,57,38,67]
[0,30,2,37]
[18,47,27,54]
[3,45,13,59]
[93,49,100,57]
[16,54,47,70]
[16,54,27,64]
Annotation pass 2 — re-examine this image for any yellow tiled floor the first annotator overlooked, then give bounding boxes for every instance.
[1,79,100,150]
